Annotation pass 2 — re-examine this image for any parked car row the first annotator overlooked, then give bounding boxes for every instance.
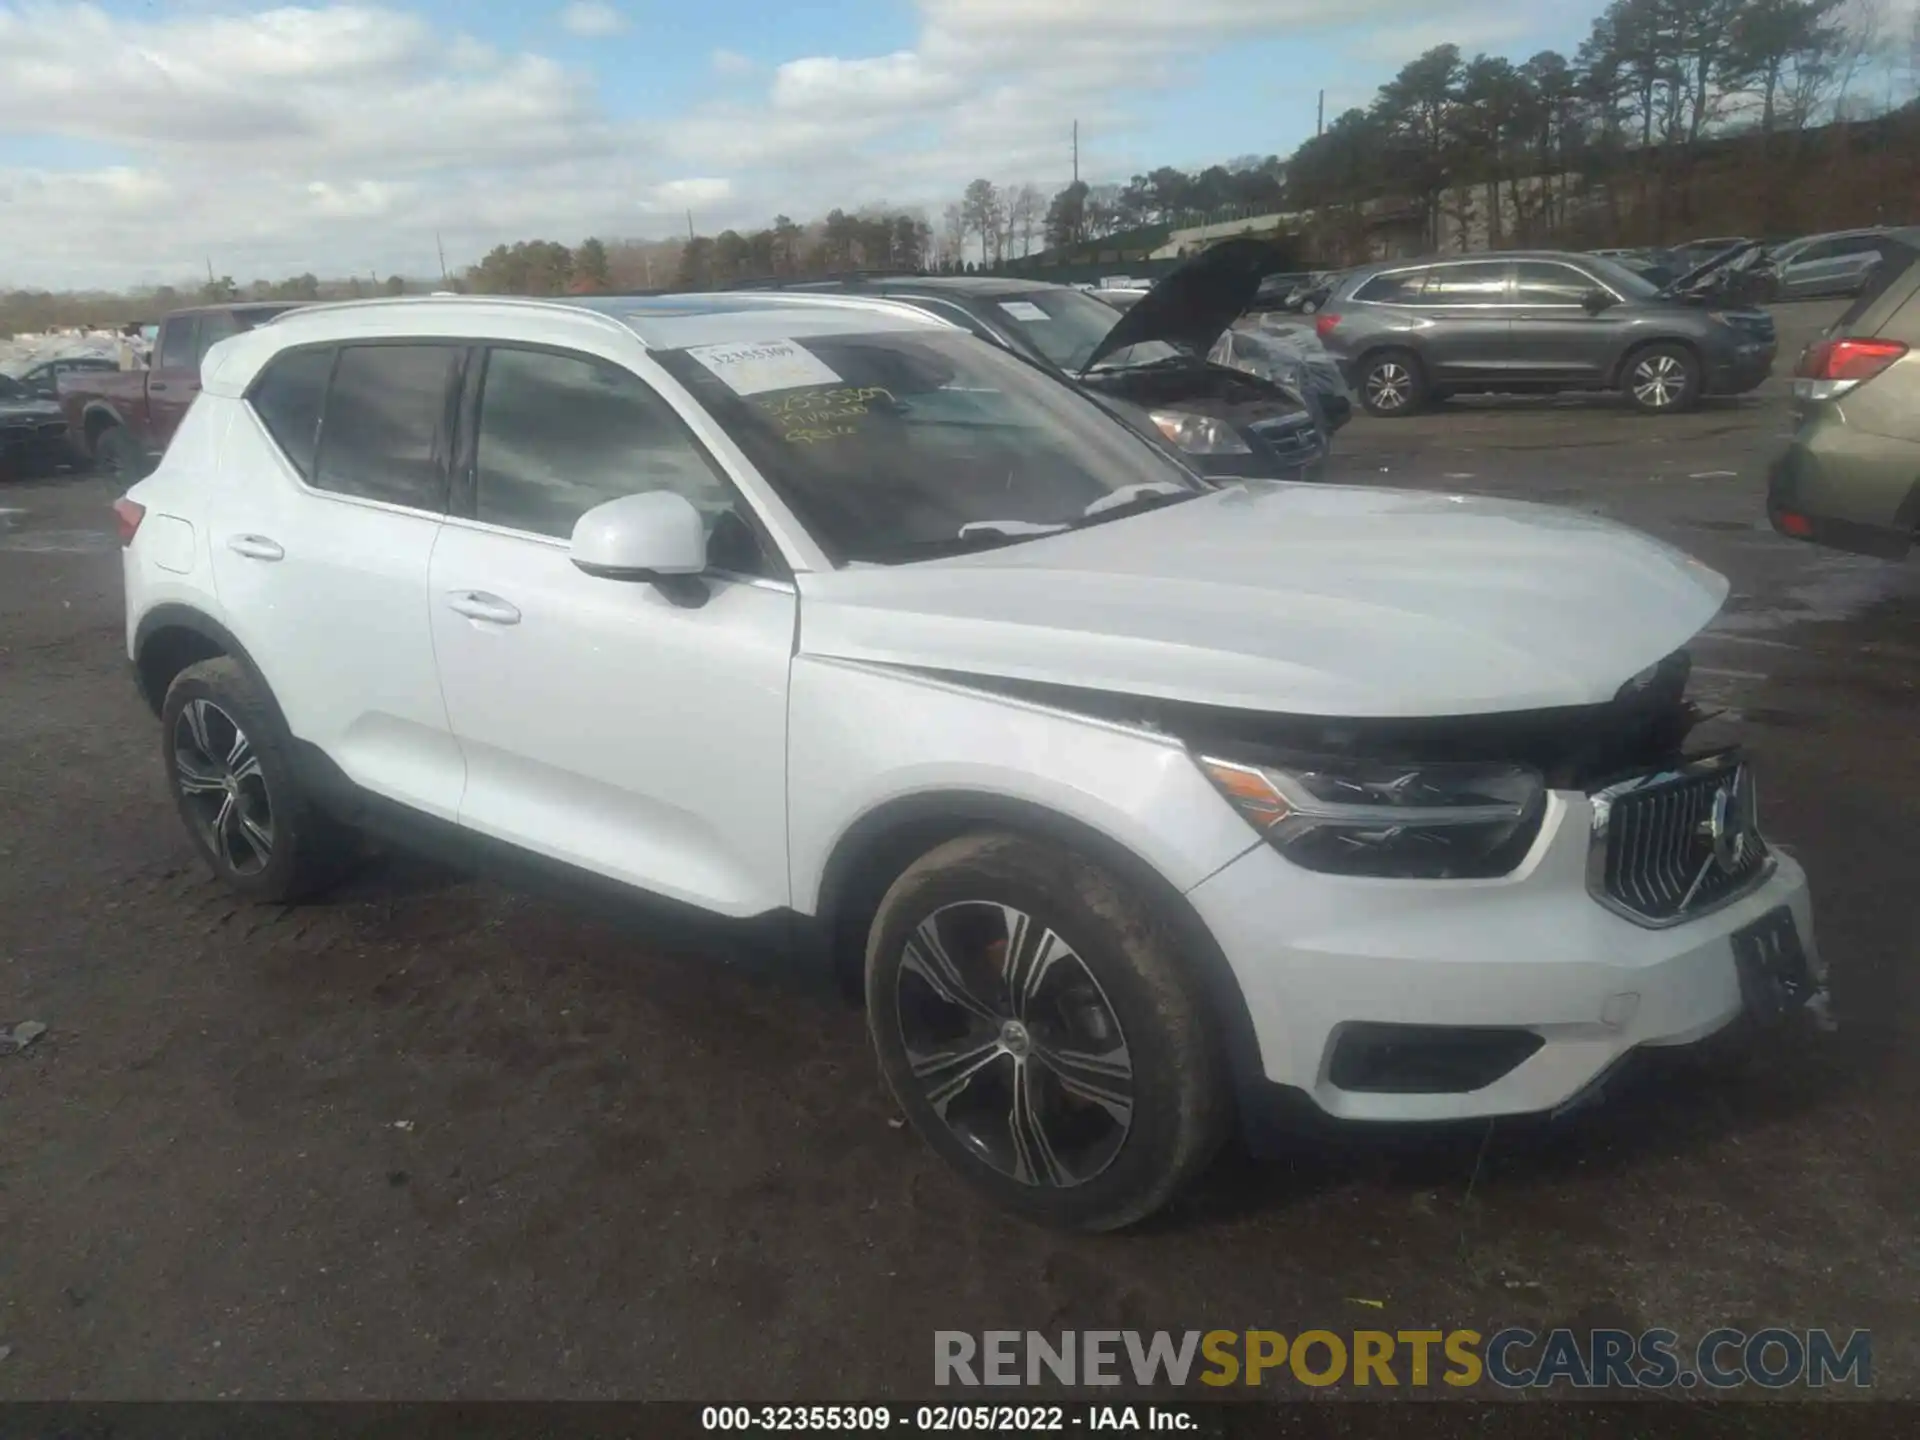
[111,263,1828,1230]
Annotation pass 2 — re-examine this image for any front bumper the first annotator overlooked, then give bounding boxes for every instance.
[1187,788,1817,1124]
[1706,339,1775,396]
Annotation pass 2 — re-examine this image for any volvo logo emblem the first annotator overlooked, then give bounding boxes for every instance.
[1697,766,1753,875]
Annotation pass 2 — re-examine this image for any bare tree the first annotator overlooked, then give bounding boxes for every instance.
[1006,183,1044,257]
[959,179,1003,265]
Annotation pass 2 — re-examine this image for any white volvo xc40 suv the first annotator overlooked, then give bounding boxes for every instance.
[117,292,1820,1231]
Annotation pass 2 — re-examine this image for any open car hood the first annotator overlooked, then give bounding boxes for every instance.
[1081,237,1292,376]
[1659,239,1765,296]
[796,483,1729,719]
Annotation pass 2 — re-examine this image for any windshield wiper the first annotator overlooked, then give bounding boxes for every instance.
[1073,482,1200,527]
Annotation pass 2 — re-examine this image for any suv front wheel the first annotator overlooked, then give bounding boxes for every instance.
[865,832,1229,1232]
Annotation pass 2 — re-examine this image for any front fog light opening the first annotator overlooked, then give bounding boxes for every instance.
[1328,1023,1545,1094]
[1198,754,1545,880]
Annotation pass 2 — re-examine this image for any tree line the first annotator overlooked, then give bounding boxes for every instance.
[4,0,1915,334]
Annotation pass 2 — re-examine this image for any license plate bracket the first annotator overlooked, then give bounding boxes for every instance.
[1731,906,1814,1025]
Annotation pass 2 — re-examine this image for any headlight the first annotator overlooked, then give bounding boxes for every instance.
[1197,754,1545,879]
[1149,409,1252,455]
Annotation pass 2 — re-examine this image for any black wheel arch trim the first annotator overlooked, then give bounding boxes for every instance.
[131,604,291,734]
[813,789,1268,1107]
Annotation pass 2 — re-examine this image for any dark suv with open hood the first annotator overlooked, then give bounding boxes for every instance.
[760,240,1328,481]
[1317,250,1778,416]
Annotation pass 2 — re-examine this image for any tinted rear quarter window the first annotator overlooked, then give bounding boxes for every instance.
[314,345,462,511]
[197,311,243,365]
[249,346,336,479]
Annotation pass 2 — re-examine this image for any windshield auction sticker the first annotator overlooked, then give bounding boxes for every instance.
[684,340,843,396]
[998,300,1051,322]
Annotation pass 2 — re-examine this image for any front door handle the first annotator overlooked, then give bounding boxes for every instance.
[150,382,168,393]
[446,590,521,626]
[226,534,284,561]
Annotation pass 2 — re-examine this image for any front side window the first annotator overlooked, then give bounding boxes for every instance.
[248,345,335,479]
[651,329,1206,566]
[473,346,761,572]
[1420,263,1510,303]
[312,344,461,511]
[1512,262,1597,305]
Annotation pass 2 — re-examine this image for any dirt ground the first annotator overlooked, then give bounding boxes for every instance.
[1,300,1915,1401]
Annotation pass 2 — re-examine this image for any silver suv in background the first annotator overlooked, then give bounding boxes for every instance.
[1767,229,1897,300]
[1315,252,1777,417]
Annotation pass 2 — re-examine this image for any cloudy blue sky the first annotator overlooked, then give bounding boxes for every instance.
[0,1,1765,288]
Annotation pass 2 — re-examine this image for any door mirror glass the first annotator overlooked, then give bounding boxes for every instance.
[1582,289,1615,314]
[570,490,709,584]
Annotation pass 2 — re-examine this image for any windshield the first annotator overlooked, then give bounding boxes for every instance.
[652,329,1206,566]
[989,287,1181,373]
[1581,255,1661,299]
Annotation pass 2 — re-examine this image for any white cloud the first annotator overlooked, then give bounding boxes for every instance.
[559,1,627,38]
[1348,8,1532,64]
[0,0,1555,289]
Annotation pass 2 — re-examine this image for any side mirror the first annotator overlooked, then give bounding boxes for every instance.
[570,491,709,602]
[1581,289,1615,314]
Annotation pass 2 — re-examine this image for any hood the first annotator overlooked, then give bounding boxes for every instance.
[1659,239,1764,297]
[795,484,1727,719]
[1081,237,1293,376]
[0,390,62,421]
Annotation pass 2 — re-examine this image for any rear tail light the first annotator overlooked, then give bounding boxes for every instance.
[1314,313,1342,339]
[112,498,146,546]
[1794,336,1908,399]
[1774,510,1815,538]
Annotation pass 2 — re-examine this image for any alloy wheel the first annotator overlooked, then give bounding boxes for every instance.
[1366,362,1412,411]
[173,698,274,875]
[894,902,1133,1188]
[1631,353,1687,409]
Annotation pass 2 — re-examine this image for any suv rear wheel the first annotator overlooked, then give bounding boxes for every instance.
[1622,343,1703,414]
[160,658,353,903]
[865,832,1229,1232]
[1357,349,1426,417]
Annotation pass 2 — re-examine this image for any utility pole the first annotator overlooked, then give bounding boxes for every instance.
[1317,90,1325,137]
[1072,120,1079,185]
[687,210,696,241]
[436,232,448,284]
[205,257,215,287]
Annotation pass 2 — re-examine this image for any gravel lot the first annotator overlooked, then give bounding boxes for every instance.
[2,300,1916,1401]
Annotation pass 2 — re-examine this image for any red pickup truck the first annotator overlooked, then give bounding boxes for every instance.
[59,302,303,477]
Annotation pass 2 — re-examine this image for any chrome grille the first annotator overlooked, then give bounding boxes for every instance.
[1588,751,1771,927]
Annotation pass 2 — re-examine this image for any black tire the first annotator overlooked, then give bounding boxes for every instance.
[865,832,1229,1232]
[94,425,149,480]
[1621,342,1702,414]
[160,657,353,903]
[1356,349,1427,418]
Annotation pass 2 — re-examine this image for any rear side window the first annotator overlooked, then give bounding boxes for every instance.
[313,345,462,512]
[249,346,335,479]
[157,318,198,371]
[1512,262,1596,305]
[196,311,243,365]
[1354,270,1426,304]
[1421,262,1510,302]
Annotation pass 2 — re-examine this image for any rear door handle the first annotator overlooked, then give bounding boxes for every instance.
[226,534,284,561]
[446,590,521,625]
[150,382,168,393]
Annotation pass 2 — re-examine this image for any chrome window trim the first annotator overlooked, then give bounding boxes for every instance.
[1585,748,1776,930]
